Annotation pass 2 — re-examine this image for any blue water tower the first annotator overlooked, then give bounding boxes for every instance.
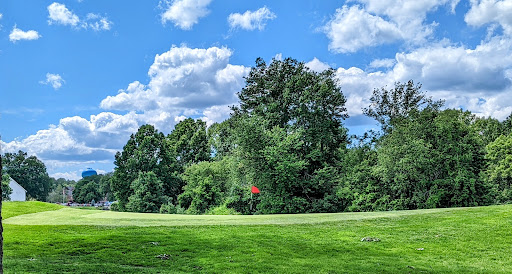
[82,168,98,178]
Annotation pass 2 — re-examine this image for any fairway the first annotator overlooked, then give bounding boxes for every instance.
[3,202,512,273]
[4,206,461,226]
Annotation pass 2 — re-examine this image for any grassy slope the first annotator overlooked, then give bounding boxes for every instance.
[2,201,63,219]
[3,203,512,273]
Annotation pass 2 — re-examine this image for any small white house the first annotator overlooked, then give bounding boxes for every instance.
[8,177,26,201]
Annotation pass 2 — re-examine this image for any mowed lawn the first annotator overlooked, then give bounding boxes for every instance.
[3,202,512,273]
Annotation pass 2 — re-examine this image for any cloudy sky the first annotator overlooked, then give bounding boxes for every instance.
[1,0,512,180]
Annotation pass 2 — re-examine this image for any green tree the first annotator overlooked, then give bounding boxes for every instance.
[363,80,443,134]
[502,113,512,135]
[371,109,487,209]
[471,116,504,146]
[178,159,231,214]
[484,133,512,203]
[207,119,236,160]
[99,173,113,201]
[126,171,164,213]
[2,151,51,201]
[74,175,102,204]
[168,118,210,168]
[111,125,181,210]
[2,174,12,201]
[231,58,349,213]
[47,177,76,203]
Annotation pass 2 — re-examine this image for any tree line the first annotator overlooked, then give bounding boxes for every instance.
[109,58,512,214]
[2,57,512,214]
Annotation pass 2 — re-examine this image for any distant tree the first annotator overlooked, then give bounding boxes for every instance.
[2,151,51,201]
[363,80,444,133]
[99,173,113,201]
[74,175,102,204]
[484,133,512,203]
[168,118,210,168]
[47,177,76,203]
[126,172,164,213]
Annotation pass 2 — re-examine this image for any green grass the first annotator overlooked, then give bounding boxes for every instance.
[3,202,512,273]
[2,201,63,219]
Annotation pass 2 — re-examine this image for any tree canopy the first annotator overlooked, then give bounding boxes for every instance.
[2,151,51,201]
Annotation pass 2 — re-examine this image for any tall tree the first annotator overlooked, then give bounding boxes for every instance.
[167,118,210,168]
[363,80,443,134]
[111,125,181,210]
[484,133,512,203]
[2,151,51,201]
[231,57,349,213]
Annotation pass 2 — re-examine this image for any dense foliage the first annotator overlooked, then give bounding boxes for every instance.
[2,174,12,201]
[103,58,512,214]
[111,125,181,210]
[1,151,51,201]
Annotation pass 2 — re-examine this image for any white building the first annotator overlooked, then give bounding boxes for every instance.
[8,177,26,201]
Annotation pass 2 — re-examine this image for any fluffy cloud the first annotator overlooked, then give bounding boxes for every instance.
[161,0,212,30]
[228,6,276,31]
[9,25,41,42]
[4,46,249,174]
[324,5,403,53]
[40,73,65,90]
[48,2,80,26]
[101,46,250,111]
[47,2,112,31]
[85,13,112,31]
[305,58,331,73]
[324,0,458,53]
[465,0,512,35]
[333,37,512,120]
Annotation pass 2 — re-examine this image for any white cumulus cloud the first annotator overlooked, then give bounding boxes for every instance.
[101,45,250,112]
[335,37,512,120]
[2,46,249,174]
[47,2,112,31]
[324,5,403,53]
[161,0,212,30]
[228,6,276,31]
[9,25,41,42]
[48,2,80,26]
[324,0,459,53]
[465,0,512,35]
[40,73,65,90]
[305,58,331,73]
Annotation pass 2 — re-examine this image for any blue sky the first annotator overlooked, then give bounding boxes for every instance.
[1,0,512,180]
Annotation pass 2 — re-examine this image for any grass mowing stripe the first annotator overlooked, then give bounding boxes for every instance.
[2,201,63,219]
[4,206,468,226]
[4,204,512,273]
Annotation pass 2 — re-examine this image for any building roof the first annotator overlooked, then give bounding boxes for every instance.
[9,177,27,193]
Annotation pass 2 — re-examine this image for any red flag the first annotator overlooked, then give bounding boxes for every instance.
[251,186,260,194]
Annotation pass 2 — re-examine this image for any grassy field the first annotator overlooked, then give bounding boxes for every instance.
[3,202,512,273]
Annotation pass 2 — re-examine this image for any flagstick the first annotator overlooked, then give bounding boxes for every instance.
[250,192,253,211]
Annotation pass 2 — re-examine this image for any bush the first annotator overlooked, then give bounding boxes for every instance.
[159,202,185,214]
[205,204,240,215]
[110,201,120,211]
